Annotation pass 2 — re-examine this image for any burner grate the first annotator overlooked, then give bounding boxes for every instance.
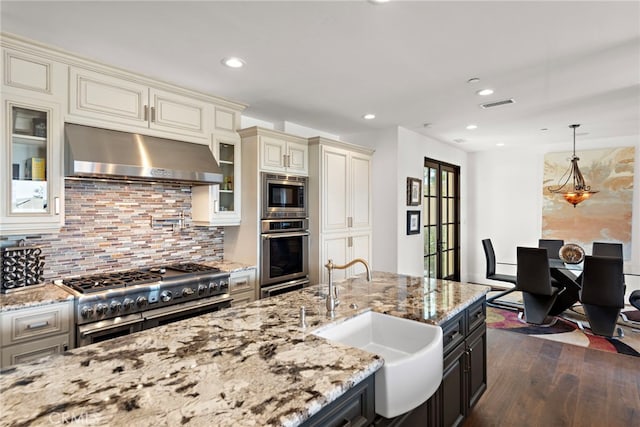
[165,263,221,273]
[63,270,161,293]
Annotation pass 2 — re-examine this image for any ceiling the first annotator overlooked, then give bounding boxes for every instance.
[2,1,639,152]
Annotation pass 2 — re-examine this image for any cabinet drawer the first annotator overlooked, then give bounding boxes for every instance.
[1,333,70,368]
[441,311,465,356]
[1,302,71,346]
[230,290,255,307]
[301,375,374,427]
[467,300,486,333]
[229,269,256,294]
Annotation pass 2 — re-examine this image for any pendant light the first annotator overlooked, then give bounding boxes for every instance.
[547,124,598,207]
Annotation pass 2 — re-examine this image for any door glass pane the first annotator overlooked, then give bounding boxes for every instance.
[441,199,447,226]
[428,226,437,254]
[429,168,437,196]
[441,170,447,195]
[448,224,455,249]
[441,224,447,250]
[11,106,48,214]
[429,198,437,225]
[218,142,235,212]
[448,171,455,195]
[448,198,454,222]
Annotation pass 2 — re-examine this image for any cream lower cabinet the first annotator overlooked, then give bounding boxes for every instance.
[309,137,374,285]
[0,300,74,368]
[229,268,257,306]
[192,134,242,226]
[69,66,212,142]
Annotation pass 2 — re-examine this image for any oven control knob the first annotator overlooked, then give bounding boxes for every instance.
[160,291,172,302]
[123,298,134,310]
[182,287,195,297]
[219,280,228,290]
[80,306,94,318]
[197,284,207,295]
[110,301,122,313]
[136,296,148,307]
[209,282,220,291]
[95,304,108,315]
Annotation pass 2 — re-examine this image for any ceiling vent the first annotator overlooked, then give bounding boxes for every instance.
[480,98,515,109]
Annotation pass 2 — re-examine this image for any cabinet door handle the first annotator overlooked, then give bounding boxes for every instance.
[54,197,60,215]
[213,199,219,214]
[348,236,353,247]
[234,279,248,286]
[143,105,149,121]
[348,216,353,228]
[151,106,156,122]
[27,320,49,329]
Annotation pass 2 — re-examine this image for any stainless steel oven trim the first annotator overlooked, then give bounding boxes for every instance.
[261,218,309,233]
[261,278,309,298]
[260,232,309,286]
[142,296,233,320]
[78,313,143,338]
[262,173,308,219]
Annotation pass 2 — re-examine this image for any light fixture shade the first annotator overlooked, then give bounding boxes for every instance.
[547,124,598,207]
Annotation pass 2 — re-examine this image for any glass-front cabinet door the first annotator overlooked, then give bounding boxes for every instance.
[1,96,62,235]
[192,134,242,226]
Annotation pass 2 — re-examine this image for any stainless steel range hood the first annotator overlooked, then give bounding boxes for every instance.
[64,123,223,185]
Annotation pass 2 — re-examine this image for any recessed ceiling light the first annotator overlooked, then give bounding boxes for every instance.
[363,113,376,120]
[221,57,245,68]
[467,77,480,84]
[466,124,478,130]
[496,143,505,146]
[476,89,494,96]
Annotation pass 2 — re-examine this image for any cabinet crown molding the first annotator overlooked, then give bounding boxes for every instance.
[238,126,307,144]
[308,136,375,155]
[1,32,247,112]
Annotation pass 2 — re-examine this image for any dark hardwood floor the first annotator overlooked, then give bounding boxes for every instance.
[464,328,640,427]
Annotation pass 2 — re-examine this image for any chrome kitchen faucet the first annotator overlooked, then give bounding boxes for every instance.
[325,258,372,316]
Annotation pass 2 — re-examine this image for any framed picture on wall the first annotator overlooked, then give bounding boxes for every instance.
[407,177,421,206]
[407,210,421,235]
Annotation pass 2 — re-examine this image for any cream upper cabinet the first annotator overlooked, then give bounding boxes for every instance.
[1,94,64,236]
[69,66,212,142]
[192,134,242,226]
[2,46,68,102]
[258,131,308,176]
[308,137,374,285]
[320,144,372,232]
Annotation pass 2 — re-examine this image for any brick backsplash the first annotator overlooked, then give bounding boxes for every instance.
[2,180,223,280]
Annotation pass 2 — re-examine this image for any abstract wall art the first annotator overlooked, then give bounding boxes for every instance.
[542,146,635,259]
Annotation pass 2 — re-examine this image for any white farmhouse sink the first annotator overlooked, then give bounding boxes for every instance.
[314,311,443,418]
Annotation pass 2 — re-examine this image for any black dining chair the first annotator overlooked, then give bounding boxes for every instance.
[482,239,518,308]
[579,255,625,337]
[592,242,623,259]
[538,239,565,260]
[516,247,564,324]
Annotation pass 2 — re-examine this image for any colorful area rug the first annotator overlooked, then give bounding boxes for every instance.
[486,306,640,358]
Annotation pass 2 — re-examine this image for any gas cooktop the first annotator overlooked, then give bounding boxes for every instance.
[63,263,222,294]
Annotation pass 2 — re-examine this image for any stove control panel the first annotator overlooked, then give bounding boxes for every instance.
[74,274,231,324]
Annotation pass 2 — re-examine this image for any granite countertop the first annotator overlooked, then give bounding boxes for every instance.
[0,272,489,426]
[207,260,256,273]
[0,284,75,313]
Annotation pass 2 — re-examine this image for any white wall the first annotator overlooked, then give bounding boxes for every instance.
[468,135,640,292]
[396,128,469,278]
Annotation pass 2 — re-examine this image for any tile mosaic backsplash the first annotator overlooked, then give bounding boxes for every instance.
[2,180,223,280]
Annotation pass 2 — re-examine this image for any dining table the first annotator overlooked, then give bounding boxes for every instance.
[496,259,640,315]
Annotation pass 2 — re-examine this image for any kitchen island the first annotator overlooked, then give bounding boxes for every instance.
[0,272,489,426]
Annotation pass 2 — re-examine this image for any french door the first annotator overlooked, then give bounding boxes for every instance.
[424,158,460,280]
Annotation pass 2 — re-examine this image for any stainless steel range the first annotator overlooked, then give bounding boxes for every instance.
[63,263,231,347]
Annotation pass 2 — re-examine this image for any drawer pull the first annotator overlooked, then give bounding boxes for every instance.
[447,331,462,342]
[234,279,248,286]
[27,320,50,330]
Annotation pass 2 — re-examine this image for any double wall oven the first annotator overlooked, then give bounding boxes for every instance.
[260,173,310,298]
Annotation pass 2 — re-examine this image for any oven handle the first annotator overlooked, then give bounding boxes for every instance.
[262,278,309,294]
[79,314,143,337]
[143,296,233,320]
[262,231,310,240]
